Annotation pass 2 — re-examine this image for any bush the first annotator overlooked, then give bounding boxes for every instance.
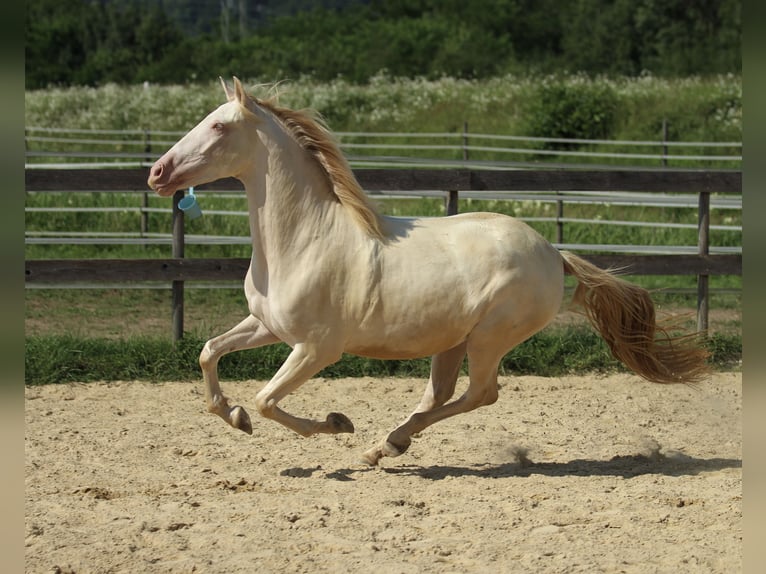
[705,332,742,369]
[523,78,619,146]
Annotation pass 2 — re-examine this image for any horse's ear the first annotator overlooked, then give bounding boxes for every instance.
[220,77,235,102]
[233,76,248,105]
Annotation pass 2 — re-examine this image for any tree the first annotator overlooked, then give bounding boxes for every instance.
[26,0,93,87]
[561,0,639,75]
[634,0,741,75]
[25,0,741,88]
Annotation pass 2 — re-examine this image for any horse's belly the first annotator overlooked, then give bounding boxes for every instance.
[344,296,484,359]
[346,327,467,360]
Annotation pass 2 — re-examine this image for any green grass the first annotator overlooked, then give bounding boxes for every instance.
[24,327,741,385]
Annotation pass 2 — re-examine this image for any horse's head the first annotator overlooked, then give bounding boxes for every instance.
[148,77,260,196]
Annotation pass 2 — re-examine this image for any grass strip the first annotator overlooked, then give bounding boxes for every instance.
[25,328,740,385]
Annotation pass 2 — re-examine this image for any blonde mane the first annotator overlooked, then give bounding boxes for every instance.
[253,97,387,241]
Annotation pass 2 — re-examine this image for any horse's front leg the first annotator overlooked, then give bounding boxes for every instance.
[254,343,353,437]
[200,314,280,434]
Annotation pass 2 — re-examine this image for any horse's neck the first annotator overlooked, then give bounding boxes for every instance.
[242,134,354,270]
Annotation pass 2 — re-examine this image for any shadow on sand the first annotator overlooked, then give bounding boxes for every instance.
[281,453,741,482]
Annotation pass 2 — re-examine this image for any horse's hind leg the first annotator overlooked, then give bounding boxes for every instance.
[361,339,501,466]
[359,342,465,465]
[412,341,467,414]
[200,314,280,434]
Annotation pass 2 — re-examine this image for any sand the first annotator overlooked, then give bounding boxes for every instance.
[25,372,741,573]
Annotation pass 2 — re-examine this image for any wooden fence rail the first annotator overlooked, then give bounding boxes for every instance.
[25,168,742,341]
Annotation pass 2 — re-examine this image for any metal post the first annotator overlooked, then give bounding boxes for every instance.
[142,131,151,244]
[144,129,152,162]
[662,119,668,167]
[697,191,710,333]
[141,192,149,237]
[172,190,185,343]
[556,192,564,244]
[462,121,469,162]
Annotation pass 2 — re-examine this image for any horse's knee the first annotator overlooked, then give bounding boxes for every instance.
[199,341,215,370]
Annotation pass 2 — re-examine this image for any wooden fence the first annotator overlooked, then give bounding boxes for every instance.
[25,168,742,342]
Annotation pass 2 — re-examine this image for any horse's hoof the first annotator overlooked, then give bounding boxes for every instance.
[326,412,354,434]
[360,447,381,466]
[230,406,253,435]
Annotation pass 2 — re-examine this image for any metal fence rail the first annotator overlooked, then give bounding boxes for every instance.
[26,126,743,170]
[25,187,742,251]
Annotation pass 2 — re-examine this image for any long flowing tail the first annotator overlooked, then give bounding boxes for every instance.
[560,251,710,385]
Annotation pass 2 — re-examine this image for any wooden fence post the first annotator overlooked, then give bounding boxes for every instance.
[697,191,710,333]
[444,121,467,215]
[172,190,185,344]
[446,190,459,215]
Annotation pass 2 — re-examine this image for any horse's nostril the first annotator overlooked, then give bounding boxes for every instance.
[148,161,167,190]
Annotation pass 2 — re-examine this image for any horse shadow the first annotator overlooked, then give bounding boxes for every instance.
[281,452,741,482]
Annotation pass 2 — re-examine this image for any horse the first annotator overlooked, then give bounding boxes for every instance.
[148,77,709,465]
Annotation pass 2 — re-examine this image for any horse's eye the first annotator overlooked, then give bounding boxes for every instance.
[212,122,225,132]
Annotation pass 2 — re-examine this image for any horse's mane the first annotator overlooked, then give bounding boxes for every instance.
[253,97,387,241]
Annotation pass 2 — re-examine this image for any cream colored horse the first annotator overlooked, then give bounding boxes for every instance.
[148,78,709,465]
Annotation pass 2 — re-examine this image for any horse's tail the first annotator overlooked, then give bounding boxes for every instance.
[560,250,710,385]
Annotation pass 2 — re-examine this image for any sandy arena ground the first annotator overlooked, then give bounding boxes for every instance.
[25,372,741,573]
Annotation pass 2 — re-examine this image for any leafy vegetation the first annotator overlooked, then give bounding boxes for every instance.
[523,81,619,143]
[25,74,743,168]
[25,0,741,89]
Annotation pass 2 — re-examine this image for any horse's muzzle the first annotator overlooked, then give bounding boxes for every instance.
[147,159,176,196]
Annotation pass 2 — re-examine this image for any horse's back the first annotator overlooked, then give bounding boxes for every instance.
[385,212,562,279]
[421,211,565,317]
